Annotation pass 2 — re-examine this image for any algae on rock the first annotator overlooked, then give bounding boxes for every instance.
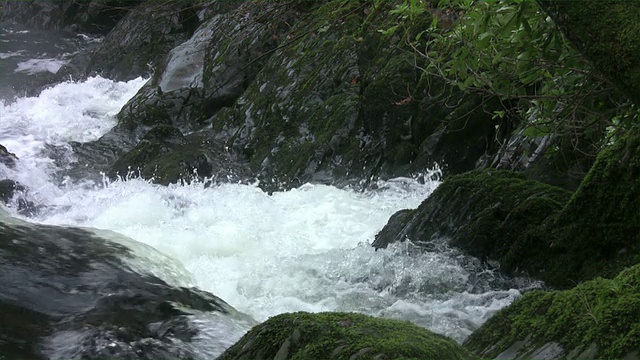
[216,312,476,360]
[464,263,640,360]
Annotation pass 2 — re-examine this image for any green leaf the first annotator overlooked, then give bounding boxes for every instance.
[377,25,399,36]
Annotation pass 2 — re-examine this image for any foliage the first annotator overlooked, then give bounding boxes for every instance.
[382,0,638,152]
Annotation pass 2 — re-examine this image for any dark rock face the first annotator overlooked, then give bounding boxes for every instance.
[217,312,476,360]
[109,125,252,185]
[103,2,508,191]
[80,1,199,81]
[115,1,300,135]
[0,179,37,216]
[0,0,140,34]
[0,143,18,168]
[0,179,24,203]
[478,127,601,191]
[373,170,572,283]
[206,3,507,191]
[0,214,241,359]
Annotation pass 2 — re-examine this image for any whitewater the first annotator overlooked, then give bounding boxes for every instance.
[0,74,536,349]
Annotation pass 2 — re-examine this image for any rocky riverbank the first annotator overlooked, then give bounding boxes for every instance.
[2,0,639,359]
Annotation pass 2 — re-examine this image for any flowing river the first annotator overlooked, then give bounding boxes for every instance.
[0,25,539,356]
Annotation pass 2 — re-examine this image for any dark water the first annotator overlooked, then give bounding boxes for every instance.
[0,22,100,101]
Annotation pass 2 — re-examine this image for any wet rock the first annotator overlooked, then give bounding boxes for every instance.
[63,126,138,182]
[0,179,37,216]
[205,3,507,192]
[217,312,476,360]
[109,125,253,185]
[80,0,200,81]
[0,179,24,203]
[0,213,245,359]
[372,170,572,282]
[116,2,299,137]
[0,143,18,168]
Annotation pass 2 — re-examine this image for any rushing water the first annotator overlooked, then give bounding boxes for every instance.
[0,27,540,353]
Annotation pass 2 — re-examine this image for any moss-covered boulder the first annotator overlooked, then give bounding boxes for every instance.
[373,170,572,281]
[464,264,640,360]
[544,126,640,287]
[375,126,640,288]
[217,312,476,360]
[109,125,252,185]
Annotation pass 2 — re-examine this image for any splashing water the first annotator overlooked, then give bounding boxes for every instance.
[0,76,538,346]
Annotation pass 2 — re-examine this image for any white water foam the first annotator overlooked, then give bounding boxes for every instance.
[14,58,69,74]
[0,76,148,200]
[0,76,533,344]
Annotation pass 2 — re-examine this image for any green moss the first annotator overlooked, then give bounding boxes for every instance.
[217,312,476,360]
[464,263,640,359]
[377,127,640,288]
[373,169,573,278]
[543,126,640,287]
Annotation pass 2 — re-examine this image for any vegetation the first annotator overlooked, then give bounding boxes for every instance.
[382,0,639,155]
[464,263,640,359]
[217,312,476,360]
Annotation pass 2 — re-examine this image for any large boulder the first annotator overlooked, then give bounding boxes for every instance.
[217,312,476,360]
[0,211,248,359]
[373,170,572,282]
[464,264,640,360]
[374,126,640,288]
[108,1,509,191]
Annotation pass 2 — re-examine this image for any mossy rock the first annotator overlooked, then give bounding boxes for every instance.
[464,263,640,359]
[373,169,572,282]
[375,127,640,288]
[543,126,640,287]
[207,1,509,191]
[216,312,476,360]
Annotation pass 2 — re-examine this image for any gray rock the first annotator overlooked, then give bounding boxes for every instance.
[0,211,244,359]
